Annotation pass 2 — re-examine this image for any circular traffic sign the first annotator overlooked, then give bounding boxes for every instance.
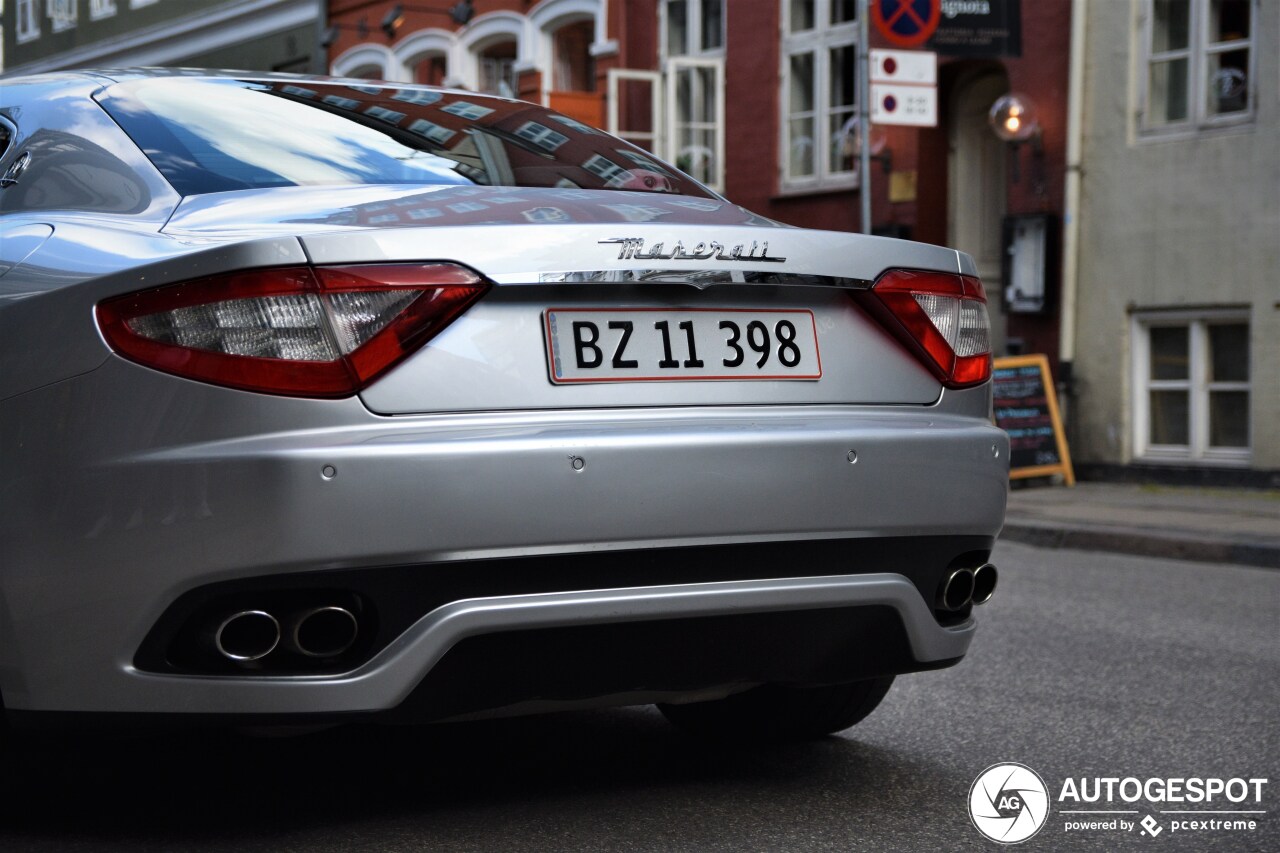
[872,0,941,48]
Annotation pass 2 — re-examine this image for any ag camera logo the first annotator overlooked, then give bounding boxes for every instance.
[969,763,1050,844]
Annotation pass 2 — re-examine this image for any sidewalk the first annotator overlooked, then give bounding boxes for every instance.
[1000,482,1280,569]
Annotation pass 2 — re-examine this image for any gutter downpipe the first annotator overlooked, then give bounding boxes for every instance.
[858,0,872,234]
[1059,0,1088,419]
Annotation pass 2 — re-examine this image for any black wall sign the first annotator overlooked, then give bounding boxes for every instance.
[992,355,1074,485]
[928,0,1022,57]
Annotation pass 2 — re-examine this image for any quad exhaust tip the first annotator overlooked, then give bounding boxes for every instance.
[212,605,359,663]
[214,610,281,662]
[287,606,359,658]
[940,569,975,611]
[936,564,999,612]
[971,563,998,605]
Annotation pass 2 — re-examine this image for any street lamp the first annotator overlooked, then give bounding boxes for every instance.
[989,92,1044,191]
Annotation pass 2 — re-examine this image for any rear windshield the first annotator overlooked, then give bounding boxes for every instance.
[96,78,715,199]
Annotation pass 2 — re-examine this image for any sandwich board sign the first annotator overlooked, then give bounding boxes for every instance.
[992,354,1076,485]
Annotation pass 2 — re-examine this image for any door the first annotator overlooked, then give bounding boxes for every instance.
[948,72,1008,355]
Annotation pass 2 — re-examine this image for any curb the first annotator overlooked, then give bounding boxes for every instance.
[999,521,1280,570]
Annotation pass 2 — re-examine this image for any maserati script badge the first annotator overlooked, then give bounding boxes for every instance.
[600,237,787,263]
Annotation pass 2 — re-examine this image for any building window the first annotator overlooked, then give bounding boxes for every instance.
[441,101,493,120]
[364,106,407,126]
[393,89,443,106]
[412,54,448,87]
[89,0,117,20]
[408,118,455,145]
[552,19,596,92]
[781,0,858,189]
[661,0,725,191]
[17,0,41,42]
[1133,311,1250,464]
[514,122,570,152]
[583,154,627,185]
[549,114,600,135]
[1142,0,1254,132]
[477,40,517,97]
[47,0,76,29]
[663,0,724,57]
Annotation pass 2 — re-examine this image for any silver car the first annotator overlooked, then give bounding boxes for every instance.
[0,70,1007,739]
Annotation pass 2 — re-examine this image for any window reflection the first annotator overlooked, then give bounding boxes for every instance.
[98,79,715,199]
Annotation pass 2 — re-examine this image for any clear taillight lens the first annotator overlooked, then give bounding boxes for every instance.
[97,263,488,397]
[856,269,992,388]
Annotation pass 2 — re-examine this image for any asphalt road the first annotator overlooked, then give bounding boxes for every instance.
[1,541,1277,852]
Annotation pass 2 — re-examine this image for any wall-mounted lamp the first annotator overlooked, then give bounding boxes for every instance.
[381,1,475,40]
[320,19,370,48]
[988,93,1044,192]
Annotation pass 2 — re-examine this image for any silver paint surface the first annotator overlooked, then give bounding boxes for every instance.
[0,70,1007,717]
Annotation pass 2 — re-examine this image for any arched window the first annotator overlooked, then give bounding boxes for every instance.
[477,39,518,96]
[331,44,398,81]
[458,12,526,97]
[552,19,595,93]
[395,29,456,88]
[529,0,602,125]
[413,54,449,85]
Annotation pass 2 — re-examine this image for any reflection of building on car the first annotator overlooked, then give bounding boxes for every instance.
[0,70,1008,740]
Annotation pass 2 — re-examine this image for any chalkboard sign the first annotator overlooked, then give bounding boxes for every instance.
[992,354,1075,485]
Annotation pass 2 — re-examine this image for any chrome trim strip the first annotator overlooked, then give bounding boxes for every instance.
[488,269,874,288]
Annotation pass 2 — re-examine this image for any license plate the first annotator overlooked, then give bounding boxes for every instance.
[544,308,822,383]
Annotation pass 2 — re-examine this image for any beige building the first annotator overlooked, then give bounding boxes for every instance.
[1065,0,1277,485]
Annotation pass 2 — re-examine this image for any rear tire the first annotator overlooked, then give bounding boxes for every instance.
[658,677,895,740]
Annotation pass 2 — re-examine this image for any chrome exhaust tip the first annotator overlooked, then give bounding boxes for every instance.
[939,569,975,611]
[971,563,998,605]
[288,606,358,658]
[214,610,281,662]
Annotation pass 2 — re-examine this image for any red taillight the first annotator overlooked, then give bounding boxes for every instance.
[96,264,489,397]
[855,269,992,388]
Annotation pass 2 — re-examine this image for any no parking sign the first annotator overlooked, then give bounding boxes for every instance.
[872,0,941,48]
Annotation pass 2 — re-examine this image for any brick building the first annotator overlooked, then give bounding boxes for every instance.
[326,0,1068,362]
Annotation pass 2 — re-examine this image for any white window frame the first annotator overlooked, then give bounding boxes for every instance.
[16,0,40,43]
[1138,0,1257,136]
[47,0,76,33]
[89,0,117,20]
[665,56,724,192]
[659,0,724,59]
[582,153,627,184]
[1131,309,1251,465]
[607,68,665,160]
[657,1,725,193]
[514,121,570,151]
[779,0,859,192]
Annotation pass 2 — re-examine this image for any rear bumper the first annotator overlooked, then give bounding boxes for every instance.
[0,358,1008,716]
[15,575,974,723]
